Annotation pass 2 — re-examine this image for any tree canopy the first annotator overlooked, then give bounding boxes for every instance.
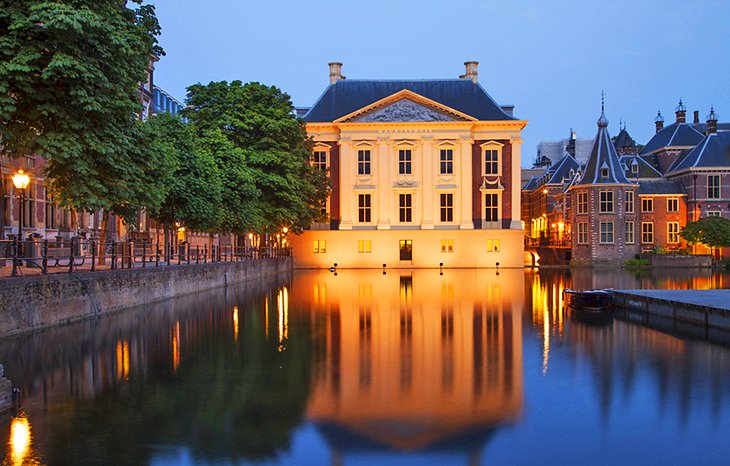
[144,113,222,232]
[680,216,730,249]
[0,0,163,213]
[184,81,329,235]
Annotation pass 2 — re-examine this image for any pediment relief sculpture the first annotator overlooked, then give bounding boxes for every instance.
[354,99,459,123]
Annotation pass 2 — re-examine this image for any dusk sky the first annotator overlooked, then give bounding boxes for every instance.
[150,0,730,166]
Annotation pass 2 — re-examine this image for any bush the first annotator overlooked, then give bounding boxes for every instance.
[624,258,650,267]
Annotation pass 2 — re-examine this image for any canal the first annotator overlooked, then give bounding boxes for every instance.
[0,268,729,465]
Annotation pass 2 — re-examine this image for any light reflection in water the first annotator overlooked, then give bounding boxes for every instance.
[278,286,289,351]
[172,322,181,372]
[115,340,130,381]
[295,269,525,453]
[233,306,239,342]
[9,415,31,466]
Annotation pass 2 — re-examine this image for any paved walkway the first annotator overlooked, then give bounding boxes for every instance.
[613,289,730,311]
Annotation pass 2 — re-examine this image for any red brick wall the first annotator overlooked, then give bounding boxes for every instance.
[472,140,512,228]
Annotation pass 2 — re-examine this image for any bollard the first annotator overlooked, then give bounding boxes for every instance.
[142,241,147,268]
[111,241,117,270]
[91,240,96,272]
[69,238,75,273]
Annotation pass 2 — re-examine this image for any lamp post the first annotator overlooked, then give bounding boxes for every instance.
[11,169,30,276]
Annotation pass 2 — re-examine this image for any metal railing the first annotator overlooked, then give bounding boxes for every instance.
[0,239,291,278]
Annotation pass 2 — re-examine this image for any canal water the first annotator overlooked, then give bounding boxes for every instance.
[1,268,730,465]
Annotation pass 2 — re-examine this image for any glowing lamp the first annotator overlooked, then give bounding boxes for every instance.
[12,169,30,191]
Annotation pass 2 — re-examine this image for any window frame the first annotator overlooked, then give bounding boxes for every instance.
[667,222,680,244]
[577,192,588,214]
[625,221,635,244]
[398,149,412,175]
[625,191,635,213]
[641,222,654,244]
[599,221,614,244]
[439,192,454,223]
[708,174,721,199]
[599,190,614,214]
[577,222,588,244]
[642,197,654,213]
[480,141,503,177]
[357,149,371,176]
[667,197,679,213]
[399,193,413,223]
[358,193,372,223]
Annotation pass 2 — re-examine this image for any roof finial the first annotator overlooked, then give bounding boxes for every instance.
[707,106,718,121]
[655,109,664,123]
[597,91,608,128]
[675,98,686,113]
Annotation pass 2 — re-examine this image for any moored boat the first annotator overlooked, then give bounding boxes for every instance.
[563,289,613,310]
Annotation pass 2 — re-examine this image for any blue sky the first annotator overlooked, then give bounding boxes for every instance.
[150,0,730,167]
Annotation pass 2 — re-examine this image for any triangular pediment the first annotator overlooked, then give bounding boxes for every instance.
[335,90,475,123]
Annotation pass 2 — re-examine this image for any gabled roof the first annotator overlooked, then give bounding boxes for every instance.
[637,180,686,196]
[523,176,539,191]
[613,128,636,150]
[576,109,635,186]
[303,79,516,122]
[640,122,705,154]
[668,132,730,173]
[620,155,663,179]
[546,154,579,184]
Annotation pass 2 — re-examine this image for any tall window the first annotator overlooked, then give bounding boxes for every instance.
[577,192,588,214]
[358,150,371,175]
[358,194,371,223]
[626,221,635,244]
[577,222,588,244]
[440,193,454,222]
[484,193,498,222]
[642,222,654,243]
[440,149,453,175]
[626,191,635,213]
[708,175,721,199]
[398,150,412,175]
[667,197,679,212]
[484,149,499,175]
[600,221,614,243]
[399,194,412,222]
[313,151,327,172]
[599,190,614,213]
[642,198,653,212]
[668,222,680,243]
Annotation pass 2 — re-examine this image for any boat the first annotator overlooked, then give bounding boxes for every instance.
[563,289,613,310]
[563,289,614,325]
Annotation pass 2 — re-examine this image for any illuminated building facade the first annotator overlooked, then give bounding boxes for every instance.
[289,62,527,268]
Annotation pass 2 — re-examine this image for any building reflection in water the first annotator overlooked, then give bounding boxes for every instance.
[292,269,525,460]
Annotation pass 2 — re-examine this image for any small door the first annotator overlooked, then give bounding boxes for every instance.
[399,239,413,261]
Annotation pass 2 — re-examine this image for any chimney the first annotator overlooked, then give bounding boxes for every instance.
[693,110,699,124]
[460,61,479,83]
[328,62,345,85]
[654,110,664,133]
[675,99,686,123]
[706,107,718,134]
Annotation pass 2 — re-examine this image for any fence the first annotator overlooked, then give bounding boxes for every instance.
[0,239,291,278]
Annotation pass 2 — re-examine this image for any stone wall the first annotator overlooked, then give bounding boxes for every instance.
[647,254,712,268]
[0,258,292,338]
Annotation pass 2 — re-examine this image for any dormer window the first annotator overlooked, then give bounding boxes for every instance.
[630,161,639,174]
[601,167,609,178]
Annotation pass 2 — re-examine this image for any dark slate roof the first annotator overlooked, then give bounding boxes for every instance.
[546,154,579,184]
[303,79,516,122]
[668,131,730,173]
[637,180,686,196]
[576,110,635,185]
[620,155,663,179]
[613,128,636,150]
[640,122,706,154]
[523,176,539,191]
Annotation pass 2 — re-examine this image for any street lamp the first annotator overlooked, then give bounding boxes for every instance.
[11,169,30,240]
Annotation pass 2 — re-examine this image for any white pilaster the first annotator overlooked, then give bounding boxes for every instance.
[510,137,523,230]
[421,137,434,229]
[339,138,354,230]
[377,137,391,230]
[459,138,474,229]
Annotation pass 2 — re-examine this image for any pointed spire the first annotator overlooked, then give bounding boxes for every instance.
[597,91,609,128]
[655,109,664,133]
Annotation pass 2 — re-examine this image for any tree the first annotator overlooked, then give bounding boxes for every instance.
[680,216,730,249]
[0,0,164,215]
[184,81,329,237]
[145,113,222,245]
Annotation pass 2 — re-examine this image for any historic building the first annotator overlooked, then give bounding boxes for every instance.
[523,99,726,265]
[289,62,527,268]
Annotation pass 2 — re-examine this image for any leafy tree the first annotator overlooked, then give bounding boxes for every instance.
[184,81,329,237]
[145,113,222,240]
[0,0,163,215]
[680,216,730,249]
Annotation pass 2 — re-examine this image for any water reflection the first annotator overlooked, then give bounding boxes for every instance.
[0,269,729,464]
[295,269,524,459]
